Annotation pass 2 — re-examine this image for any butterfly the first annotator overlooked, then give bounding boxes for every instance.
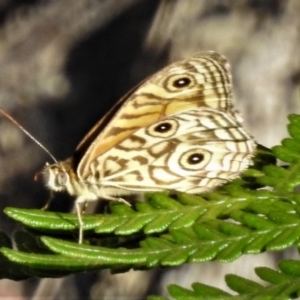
[41,51,256,243]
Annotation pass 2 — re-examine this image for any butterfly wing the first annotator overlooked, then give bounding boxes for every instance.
[76,51,234,181]
[84,108,255,194]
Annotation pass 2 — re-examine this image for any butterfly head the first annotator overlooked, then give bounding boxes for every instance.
[43,159,75,193]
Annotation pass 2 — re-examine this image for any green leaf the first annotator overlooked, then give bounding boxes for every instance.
[225,274,263,294]
[279,260,300,277]
[255,267,293,284]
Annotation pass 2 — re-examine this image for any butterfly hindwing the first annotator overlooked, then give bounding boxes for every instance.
[83,108,254,194]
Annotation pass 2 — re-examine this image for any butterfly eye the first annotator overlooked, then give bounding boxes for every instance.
[187,153,204,165]
[147,119,178,138]
[165,74,195,92]
[179,149,211,171]
[173,77,191,88]
[56,171,68,186]
[154,122,172,133]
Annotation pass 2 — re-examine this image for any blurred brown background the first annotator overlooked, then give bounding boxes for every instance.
[0,0,300,299]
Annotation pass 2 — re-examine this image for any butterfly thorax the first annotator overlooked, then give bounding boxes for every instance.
[43,158,136,201]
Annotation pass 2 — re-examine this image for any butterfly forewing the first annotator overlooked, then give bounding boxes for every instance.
[77,51,235,180]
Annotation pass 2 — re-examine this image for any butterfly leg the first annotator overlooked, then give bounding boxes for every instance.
[118,198,131,206]
[100,190,131,206]
[75,196,86,244]
[75,194,130,243]
[104,195,131,206]
[41,190,55,210]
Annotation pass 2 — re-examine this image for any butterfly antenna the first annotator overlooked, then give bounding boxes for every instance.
[0,107,58,163]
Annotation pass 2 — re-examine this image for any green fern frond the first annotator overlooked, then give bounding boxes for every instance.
[153,260,300,300]
[1,113,300,300]
[1,187,300,273]
[258,114,300,191]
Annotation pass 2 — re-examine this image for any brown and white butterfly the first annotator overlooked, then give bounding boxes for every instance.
[3,51,256,243]
[42,51,256,242]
